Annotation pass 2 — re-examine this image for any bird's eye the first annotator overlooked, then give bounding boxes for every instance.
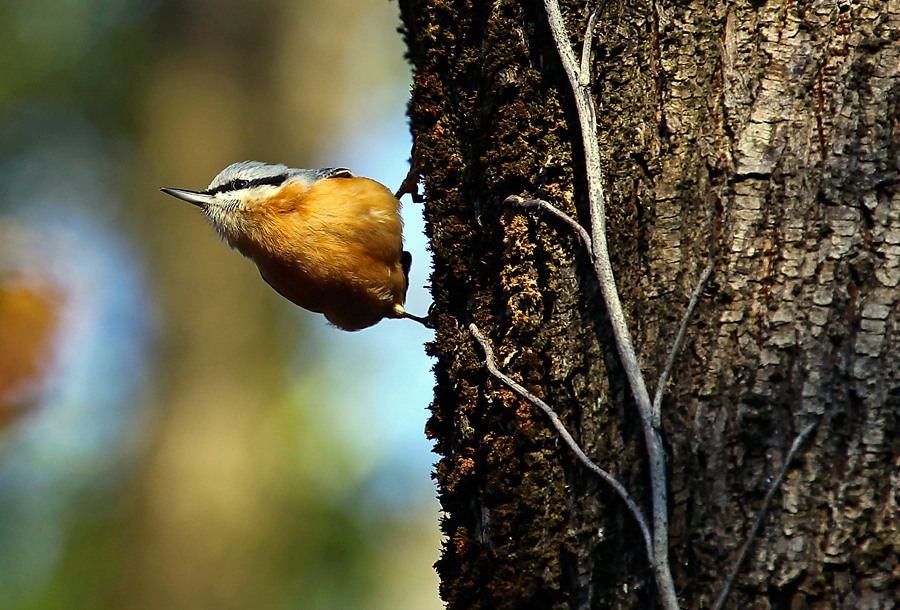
[233,179,250,190]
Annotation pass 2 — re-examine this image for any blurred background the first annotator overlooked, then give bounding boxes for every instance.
[0,0,440,609]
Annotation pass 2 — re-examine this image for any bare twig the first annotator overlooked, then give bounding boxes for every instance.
[712,420,819,610]
[579,1,606,87]
[504,195,594,260]
[541,1,678,607]
[469,322,654,562]
[651,262,715,428]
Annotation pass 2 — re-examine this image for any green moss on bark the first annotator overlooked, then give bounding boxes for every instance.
[399,1,651,608]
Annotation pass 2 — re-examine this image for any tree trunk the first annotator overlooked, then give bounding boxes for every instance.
[399,0,900,608]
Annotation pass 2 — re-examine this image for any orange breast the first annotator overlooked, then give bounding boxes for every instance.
[240,177,407,331]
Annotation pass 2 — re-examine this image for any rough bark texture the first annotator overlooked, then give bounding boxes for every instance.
[399,0,900,608]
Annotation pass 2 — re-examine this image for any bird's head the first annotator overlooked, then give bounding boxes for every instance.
[161,161,354,243]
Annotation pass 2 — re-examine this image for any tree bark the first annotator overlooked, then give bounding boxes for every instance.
[399,0,900,608]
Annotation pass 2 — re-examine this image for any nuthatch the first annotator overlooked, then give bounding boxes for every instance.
[161,161,429,331]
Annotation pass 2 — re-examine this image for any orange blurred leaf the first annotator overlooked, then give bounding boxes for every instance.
[0,278,63,425]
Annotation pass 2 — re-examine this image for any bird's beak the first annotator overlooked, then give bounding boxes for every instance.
[160,187,214,208]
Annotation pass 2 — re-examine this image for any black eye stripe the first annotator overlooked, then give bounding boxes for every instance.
[206,174,288,195]
[250,174,288,188]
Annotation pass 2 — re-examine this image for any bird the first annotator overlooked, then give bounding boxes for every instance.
[161,161,430,331]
